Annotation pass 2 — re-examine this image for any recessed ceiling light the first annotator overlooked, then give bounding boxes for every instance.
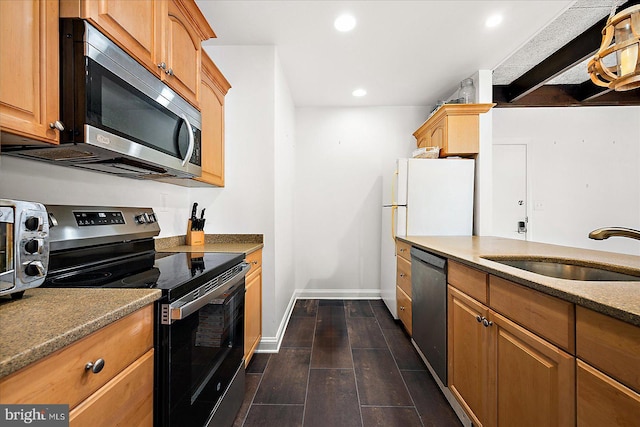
[335,14,356,32]
[485,14,503,28]
[352,88,367,97]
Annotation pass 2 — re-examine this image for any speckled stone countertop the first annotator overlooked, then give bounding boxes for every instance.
[398,236,640,326]
[155,233,263,255]
[0,288,161,379]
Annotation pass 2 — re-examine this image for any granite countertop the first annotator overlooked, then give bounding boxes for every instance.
[0,288,161,379]
[398,236,640,326]
[155,233,263,255]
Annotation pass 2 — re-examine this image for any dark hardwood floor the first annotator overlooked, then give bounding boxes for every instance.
[233,299,462,427]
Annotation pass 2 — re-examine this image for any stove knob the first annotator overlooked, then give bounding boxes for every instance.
[24,261,45,277]
[24,239,43,254]
[25,216,43,231]
[147,213,157,223]
[134,214,147,224]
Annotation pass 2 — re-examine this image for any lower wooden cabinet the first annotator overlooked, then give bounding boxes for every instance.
[396,241,412,334]
[448,280,575,427]
[0,305,154,424]
[244,249,262,366]
[396,286,412,335]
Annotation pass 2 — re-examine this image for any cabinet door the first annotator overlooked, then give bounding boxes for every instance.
[0,0,60,145]
[195,51,229,186]
[163,0,201,107]
[429,117,446,151]
[396,286,412,335]
[76,0,161,77]
[577,360,640,427]
[489,310,575,427]
[448,286,490,427]
[244,266,262,367]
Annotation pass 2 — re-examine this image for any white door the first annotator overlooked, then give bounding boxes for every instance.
[493,144,528,240]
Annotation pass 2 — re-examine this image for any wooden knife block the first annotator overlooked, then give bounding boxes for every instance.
[186,220,204,246]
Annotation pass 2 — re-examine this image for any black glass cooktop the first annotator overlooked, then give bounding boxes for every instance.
[44,251,244,302]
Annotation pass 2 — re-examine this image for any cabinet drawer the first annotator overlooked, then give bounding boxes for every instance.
[396,240,411,261]
[0,305,153,408]
[246,249,262,277]
[489,276,574,353]
[448,260,488,305]
[70,349,154,427]
[396,255,411,297]
[577,360,640,427]
[576,306,640,391]
[397,286,412,336]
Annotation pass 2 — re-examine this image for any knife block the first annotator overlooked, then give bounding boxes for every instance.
[186,220,204,246]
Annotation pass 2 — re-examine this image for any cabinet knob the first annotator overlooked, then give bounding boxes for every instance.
[165,68,174,76]
[85,358,105,374]
[400,273,405,277]
[476,315,483,323]
[49,121,65,132]
[251,260,258,265]
[400,306,405,311]
[482,318,493,327]
[157,62,167,70]
[400,248,405,252]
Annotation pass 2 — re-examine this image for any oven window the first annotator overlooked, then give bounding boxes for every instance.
[162,284,244,427]
[85,58,192,160]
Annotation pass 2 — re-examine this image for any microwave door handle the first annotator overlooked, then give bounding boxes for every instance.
[180,113,195,167]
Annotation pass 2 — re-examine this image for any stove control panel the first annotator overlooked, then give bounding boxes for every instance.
[74,211,125,226]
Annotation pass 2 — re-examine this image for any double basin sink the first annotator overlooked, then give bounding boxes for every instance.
[482,256,640,282]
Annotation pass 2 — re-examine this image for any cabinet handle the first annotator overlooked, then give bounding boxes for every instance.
[482,318,493,327]
[476,315,483,323]
[85,358,105,374]
[400,273,405,277]
[251,260,258,265]
[400,248,405,252]
[399,306,405,311]
[165,68,174,76]
[157,62,167,70]
[49,121,65,132]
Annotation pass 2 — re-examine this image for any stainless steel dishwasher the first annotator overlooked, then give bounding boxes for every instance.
[411,246,448,385]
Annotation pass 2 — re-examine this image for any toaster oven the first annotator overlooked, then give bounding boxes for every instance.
[0,199,50,299]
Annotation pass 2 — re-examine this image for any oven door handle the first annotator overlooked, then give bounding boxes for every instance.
[162,262,250,324]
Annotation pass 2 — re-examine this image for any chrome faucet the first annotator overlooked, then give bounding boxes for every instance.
[589,227,640,241]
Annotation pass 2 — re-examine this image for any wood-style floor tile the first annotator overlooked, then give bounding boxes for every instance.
[345,300,375,317]
[371,304,398,330]
[318,299,344,306]
[402,370,462,427]
[303,369,362,427]
[233,374,261,427]
[282,316,316,348]
[361,406,422,427]
[311,305,352,368]
[382,327,426,370]
[252,348,311,405]
[347,317,387,349]
[246,353,271,374]
[292,299,319,317]
[242,404,304,427]
[352,348,413,406]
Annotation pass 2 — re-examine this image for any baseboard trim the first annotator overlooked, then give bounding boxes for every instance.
[255,288,382,353]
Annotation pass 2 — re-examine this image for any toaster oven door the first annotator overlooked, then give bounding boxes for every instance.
[0,206,15,292]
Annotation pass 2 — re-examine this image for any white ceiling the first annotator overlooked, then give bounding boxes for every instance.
[196,1,583,107]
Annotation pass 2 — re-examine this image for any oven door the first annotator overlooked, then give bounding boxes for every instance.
[0,206,15,292]
[157,277,245,427]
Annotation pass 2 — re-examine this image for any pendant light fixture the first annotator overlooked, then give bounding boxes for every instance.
[588,5,640,91]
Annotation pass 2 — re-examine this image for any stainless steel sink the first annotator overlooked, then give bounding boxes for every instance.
[482,257,640,282]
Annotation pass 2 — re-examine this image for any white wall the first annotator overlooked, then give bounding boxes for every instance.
[293,107,429,296]
[493,107,640,255]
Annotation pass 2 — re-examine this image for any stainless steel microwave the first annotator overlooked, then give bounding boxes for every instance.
[0,199,49,299]
[4,19,202,180]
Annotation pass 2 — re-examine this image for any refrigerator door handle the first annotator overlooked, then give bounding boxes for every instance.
[391,205,398,240]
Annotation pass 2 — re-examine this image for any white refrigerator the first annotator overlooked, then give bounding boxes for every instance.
[380,158,475,318]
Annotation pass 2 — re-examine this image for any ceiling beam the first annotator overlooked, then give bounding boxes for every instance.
[501,0,640,103]
[494,84,640,107]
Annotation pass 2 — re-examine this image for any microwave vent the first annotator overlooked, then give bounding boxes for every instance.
[20,147,99,162]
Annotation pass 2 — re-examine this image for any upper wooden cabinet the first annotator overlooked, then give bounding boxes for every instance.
[61,0,214,108]
[195,51,231,187]
[413,103,494,157]
[0,0,61,145]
